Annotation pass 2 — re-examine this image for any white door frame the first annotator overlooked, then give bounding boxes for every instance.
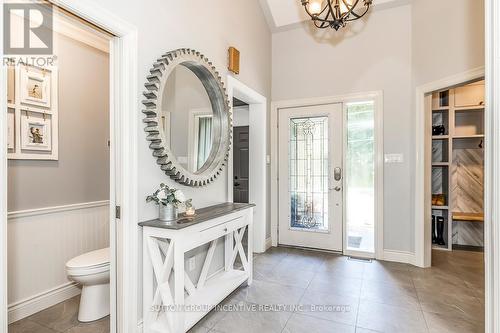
[0,1,139,333]
[410,1,500,330]
[413,66,485,269]
[226,76,268,253]
[485,0,500,331]
[271,91,384,259]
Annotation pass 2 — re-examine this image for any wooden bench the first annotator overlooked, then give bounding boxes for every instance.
[452,212,484,223]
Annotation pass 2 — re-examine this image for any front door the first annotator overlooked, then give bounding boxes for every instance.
[278,103,343,251]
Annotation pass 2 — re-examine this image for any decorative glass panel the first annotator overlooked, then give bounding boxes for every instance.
[346,101,375,252]
[289,117,329,231]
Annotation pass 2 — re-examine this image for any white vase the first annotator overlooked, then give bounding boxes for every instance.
[159,204,178,222]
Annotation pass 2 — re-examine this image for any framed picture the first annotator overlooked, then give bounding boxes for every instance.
[7,66,15,104]
[20,111,52,151]
[7,109,15,150]
[20,65,52,108]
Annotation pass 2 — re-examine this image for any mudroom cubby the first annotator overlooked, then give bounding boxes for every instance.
[428,80,485,251]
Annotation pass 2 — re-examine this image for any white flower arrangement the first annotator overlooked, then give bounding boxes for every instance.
[146,183,192,207]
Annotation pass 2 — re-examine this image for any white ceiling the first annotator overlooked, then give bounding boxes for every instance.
[260,0,410,30]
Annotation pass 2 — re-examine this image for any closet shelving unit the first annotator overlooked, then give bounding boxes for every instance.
[430,81,485,251]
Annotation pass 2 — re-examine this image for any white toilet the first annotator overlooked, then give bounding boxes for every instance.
[66,247,110,322]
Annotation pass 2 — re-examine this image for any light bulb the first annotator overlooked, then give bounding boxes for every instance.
[308,0,323,15]
[339,0,353,14]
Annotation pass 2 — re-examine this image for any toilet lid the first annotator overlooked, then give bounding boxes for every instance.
[66,248,110,269]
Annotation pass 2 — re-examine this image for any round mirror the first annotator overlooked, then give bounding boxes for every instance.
[163,65,216,173]
[142,49,231,187]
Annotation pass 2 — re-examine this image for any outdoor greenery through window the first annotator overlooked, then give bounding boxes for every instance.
[346,101,375,253]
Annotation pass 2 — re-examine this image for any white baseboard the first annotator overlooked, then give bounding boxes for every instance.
[265,237,273,251]
[382,250,416,265]
[8,282,81,324]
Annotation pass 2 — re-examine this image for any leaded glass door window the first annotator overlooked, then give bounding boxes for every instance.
[289,117,329,231]
[278,103,343,251]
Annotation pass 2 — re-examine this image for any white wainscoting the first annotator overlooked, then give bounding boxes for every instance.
[7,201,110,324]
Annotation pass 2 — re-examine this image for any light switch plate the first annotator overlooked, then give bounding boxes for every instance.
[384,153,404,163]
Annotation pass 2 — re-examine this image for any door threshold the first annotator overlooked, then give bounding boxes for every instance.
[277,244,342,255]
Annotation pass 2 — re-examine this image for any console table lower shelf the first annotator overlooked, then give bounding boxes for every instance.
[140,203,254,333]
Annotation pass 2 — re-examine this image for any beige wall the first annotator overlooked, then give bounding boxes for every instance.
[412,0,485,86]
[8,33,110,212]
[273,5,414,252]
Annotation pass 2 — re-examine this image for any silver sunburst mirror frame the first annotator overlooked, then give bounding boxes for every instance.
[301,0,373,30]
[142,49,232,187]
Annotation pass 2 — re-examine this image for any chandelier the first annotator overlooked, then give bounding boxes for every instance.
[300,0,373,31]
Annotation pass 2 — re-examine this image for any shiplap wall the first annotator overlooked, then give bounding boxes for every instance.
[7,201,109,322]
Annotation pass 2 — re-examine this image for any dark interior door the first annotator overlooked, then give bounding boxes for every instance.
[233,126,249,203]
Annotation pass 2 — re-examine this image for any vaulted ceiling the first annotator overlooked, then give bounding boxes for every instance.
[259,0,411,31]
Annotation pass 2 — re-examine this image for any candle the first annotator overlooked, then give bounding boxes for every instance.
[185,206,196,216]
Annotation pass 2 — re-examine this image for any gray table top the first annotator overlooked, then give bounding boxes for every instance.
[138,202,255,230]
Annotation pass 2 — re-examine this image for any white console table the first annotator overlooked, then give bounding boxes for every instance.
[140,203,254,333]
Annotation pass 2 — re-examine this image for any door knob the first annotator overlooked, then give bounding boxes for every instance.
[332,186,342,192]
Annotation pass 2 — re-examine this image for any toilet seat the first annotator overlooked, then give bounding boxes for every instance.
[67,264,109,277]
[66,248,110,276]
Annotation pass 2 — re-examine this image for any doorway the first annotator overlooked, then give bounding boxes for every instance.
[0,1,139,332]
[232,98,250,204]
[226,77,267,253]
[426,79,485,255]
[271,92,383,257]
[6,8,112,332]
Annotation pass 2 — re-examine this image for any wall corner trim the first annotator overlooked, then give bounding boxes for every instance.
[265,237,273,251]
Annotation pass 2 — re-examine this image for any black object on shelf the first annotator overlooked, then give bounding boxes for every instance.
[436,216,446,246]
[432,124,446,136]
[439,91,449,107]
[432,215,437,244]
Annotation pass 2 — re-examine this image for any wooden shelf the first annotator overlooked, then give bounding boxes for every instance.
[432,162,449,167]
[432,205,449,210]
[452,212,484,223]
[453,134,484,139]
[455,105,485,111]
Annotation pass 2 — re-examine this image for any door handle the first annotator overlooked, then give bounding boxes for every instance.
[234,182,241,187]
[328,186,342,192]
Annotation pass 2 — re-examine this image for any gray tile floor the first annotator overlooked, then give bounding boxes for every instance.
[8,296,109,333]
[9,247,484,333]
[191,247,485,333]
